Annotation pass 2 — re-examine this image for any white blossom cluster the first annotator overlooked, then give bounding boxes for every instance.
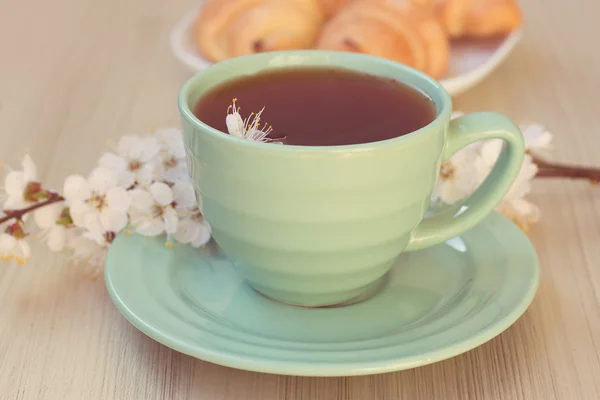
[0,128,211,269]
[432,112,553,231]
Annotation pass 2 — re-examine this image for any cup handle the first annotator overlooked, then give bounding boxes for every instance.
[404,112,525,252]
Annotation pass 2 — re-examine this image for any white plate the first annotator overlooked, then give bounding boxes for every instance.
[170,10,523,97]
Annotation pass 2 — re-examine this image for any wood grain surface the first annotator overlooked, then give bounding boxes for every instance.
[1,0,599,399]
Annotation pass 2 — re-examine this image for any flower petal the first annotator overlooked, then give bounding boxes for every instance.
[164,165,189,184]
[135,165,155,187]
[504,155,537,200]
[88,167,118,194]
[47,226,67,252]
[99,209,128,233]
[139,137,161,162]
[17,239,31,260]
[82,230,109,247]
[84,212,104,237]
[22,155,37,182]
[63,175,91,202]
[133,218,165,237]
[226,113,245,138]
[117,170,136,188]
[98,152,127,173]
[191,220,212,248]
[523,123,553,150]
[510,198,540,218]
[3,196,26,211]
[150,182,173,206]
[163,208,179,234]
[172,181,196,209]
[34,203,62,229]
[174,218,197,244]
[69,234,108,268]
[105,187,131,213]
[4,171,26,198]
[69,201,90,228]
[129,189,154,211]
[0,233,16,251]
[439,181,467,205]
[117,136,143,159]
[155,128,186,159]
[150,162,166,183]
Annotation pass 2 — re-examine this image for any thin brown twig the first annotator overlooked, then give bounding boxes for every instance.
[531,154,600,183]
[536,167,600,182]
[0,193,65,225]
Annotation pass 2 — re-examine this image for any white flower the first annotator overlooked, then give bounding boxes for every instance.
[0,223,30,264]
[479,140,539,201]
[501,156,539,231]
[98,135,160,188]
[2,155,39,210]
[0,234,30,264]
[436,116,549,230]
[432,145,486,205]
[63,167,131,237]
[156,128,186,159]
[129,182,178,238]
[154,128,189,183]
[68,233,108,274]
[523,123,553,152]
[522,123,553,161]
[172,180,197,209]
[226,99,278,143]
[171,179,210,248]
[34,203,72,252]
[174,215,211,248]
[478,139,540,231]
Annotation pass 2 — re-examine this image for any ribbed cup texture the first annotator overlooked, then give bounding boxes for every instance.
[178,51,454,305]
[182,117,446,306]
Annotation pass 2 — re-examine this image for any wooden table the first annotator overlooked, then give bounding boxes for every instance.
[1,0,599,398]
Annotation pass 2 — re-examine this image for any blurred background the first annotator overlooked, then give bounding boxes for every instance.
[1,1,599,399]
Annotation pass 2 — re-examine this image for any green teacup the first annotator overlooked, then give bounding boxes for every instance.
[179,51,525,307]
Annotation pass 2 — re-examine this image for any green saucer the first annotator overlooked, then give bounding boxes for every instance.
[105,212,539,377]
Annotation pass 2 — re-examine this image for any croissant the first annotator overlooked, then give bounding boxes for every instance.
[316,0,450,79]
[195,0,331,62]
[319,0,352,17]
[434,0,523,38]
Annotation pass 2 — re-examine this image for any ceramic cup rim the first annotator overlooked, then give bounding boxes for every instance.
[178,50,453,153]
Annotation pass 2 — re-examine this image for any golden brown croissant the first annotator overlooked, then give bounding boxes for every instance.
[319,0,352,17]
[434,0,523,38]
[196,0,332,62]
[315,0,450,79]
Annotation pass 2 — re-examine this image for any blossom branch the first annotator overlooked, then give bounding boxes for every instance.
[532,155,600,183]
[0,192,65,225]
